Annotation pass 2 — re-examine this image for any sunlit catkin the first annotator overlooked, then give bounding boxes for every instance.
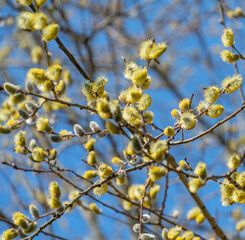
[42,23,59,41]
[221,28,234,47]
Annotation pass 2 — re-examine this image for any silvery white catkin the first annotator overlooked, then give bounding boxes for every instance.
[73,124,85,137]
[97,130,108,139]
[142,214,150,223]
[89,121,100,131]
[133,223,140,233]
[140,233,155,240]
[3,82,18,95]
[132,134,143,154]
[18,109,29,120]
[25,79,34,92]
[25,101,37,112]
[29,139,37,150]
[50,135,62,143]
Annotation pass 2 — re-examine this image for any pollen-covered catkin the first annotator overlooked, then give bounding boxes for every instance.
[188,178,202,193]
[179,112,196,130]
[227,153,240,169]
[164,126,175,137]
[221,74,243,93]
[148,166,167,181]
[42,23,59,41]
[221,28,234,47]
[220,50,239,63]
[204,86,219,103]
[194,162,207,179]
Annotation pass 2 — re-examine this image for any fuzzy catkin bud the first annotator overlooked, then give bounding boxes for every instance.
[83,170,97,179]
[29,204,40,218]
[132,134,143,154]
[149,185,160,199]
[116,170,126,186]
[142,214,150,223]
[89,203,101,214]
[171,109,181,120]
[42,23,59,41]
[35,0,48,7]
[25,101,37,112]
[97,130,108,139]
[123,106,139,123]
[227,153,240,169]
[143,111,154,124]
[164,126,175,137]
[221,74,243,93]
[29,139,37,150]
[18,109,29,120]
[148,166,167,182]
[111,157,124,167]
[187,207,201,220]
[236,220,245,231]
[17,12,34,31]
[9,93,25,105]
[131,68,148,87]
[27,68,47,85]
[0,125,11,134]
[89,121,100,132]
[140,233,155,240]
[150,140,168,162]
[133,223,140,233]
[25,79,34,92]
[111,104,122,122]
[12,212,29,229]
[188,178,202,193]
[49,149,57,160]
[221,28,234,47]
[196,213,205,224]
[105,121,120,134]
[49,182,61,198]
[149,42,167,59]
[3,82,19,95]
[125,86,142,103]
[87,150,96,165]
[179,98,190,112]
[84,138,96,151]
[167,226,182,239]
[2,228,19,240]
[206,104,224,118]
[47,197,61,209]
[32,147,46,162]
[92,77,108,98]
[194,162,207,180]
[93,184,108,197]
[98,163,113,179]
[204,86,219,103]
[137,93,151,111]
[50,135,62,143]
[161,228,168,240]
[179,160,190,171]
[220,50,239,63]
[179,112,196,130]
[36,115,53,133]
[73,124,85,137]
[46,65,62,81]
[14,131,26,147]
[33,12,47,30]
[16,0,33,6]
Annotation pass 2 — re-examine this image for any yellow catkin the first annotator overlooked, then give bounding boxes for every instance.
[221,28,234,47]
[42,23,59,41]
